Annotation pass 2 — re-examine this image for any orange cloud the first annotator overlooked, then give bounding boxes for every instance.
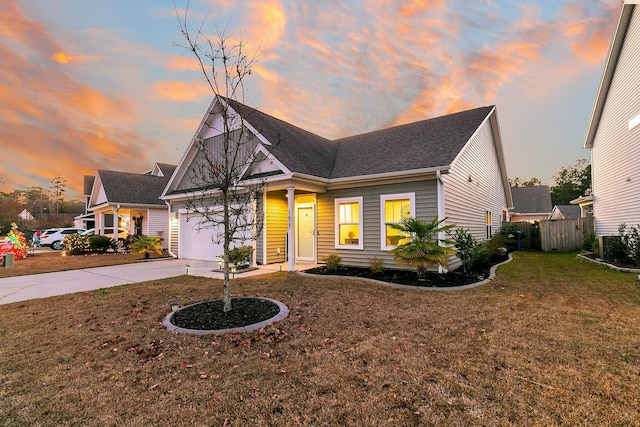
[51,52,101,64]
[165,55,201,71]
[152,80,208,102]
[399,0,444,17]
[246,1,286,50]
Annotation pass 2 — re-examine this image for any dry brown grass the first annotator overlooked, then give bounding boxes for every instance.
[0,251,170,278]
[1,252,639,426]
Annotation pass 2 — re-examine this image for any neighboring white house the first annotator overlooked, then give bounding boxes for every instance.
[85,163,176,248]
[584,0,640,237]
[161,96,513,270]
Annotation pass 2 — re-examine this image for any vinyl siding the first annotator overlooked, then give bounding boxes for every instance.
[591,6,640,236]
[175,128,258,192]
[265,191,288,265]
[148,209,169,248]
[255,196,264,265]
[317,181,438,269]
[443,118,508,242]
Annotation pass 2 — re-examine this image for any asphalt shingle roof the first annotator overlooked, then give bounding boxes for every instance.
[226,97,494,179]
[97,165,176,206]
[331,106,494,178]
[554,205,581,219]
[225,98,338,178]
[510,185,553,213]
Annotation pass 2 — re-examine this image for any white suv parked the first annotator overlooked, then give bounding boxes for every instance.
[40,228,86,250]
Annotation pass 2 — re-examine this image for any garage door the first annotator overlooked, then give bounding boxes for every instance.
[179,214,224,261]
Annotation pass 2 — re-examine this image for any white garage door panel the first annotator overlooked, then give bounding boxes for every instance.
[179,214,224,261]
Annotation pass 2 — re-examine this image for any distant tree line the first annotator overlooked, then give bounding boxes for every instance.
[0,175,84,236]
[510,159,591,206]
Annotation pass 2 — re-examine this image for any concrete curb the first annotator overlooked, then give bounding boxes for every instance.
[162,297,289,336]
[296,252,515,291]
[576,253,640,273]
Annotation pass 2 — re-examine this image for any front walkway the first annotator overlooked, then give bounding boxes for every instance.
[0,259,319,305]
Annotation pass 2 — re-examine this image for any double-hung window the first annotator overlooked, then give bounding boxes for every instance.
[486,211,493,239]
[335,197,363,249]
[381,193,415,250]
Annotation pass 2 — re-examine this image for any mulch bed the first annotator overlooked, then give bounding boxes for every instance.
[171,297,281,330]
[305,256,508,288]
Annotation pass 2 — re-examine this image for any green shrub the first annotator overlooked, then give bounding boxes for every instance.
[452,228,487,275]
[321,254,342,272]
[64,233,90,255]
[89,235,117,253]
[228,245,254,267]
[498,224,520,252]
[583,233,597,252]
[368,257,385,274]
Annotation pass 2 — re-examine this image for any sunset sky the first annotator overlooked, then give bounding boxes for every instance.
[0,0,620,198]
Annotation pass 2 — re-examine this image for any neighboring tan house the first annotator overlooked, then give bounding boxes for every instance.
[509,186,553,222]
[161,96,513,271]
[549,205,581,220]
[583,0,640,237]
[86,163,176,248]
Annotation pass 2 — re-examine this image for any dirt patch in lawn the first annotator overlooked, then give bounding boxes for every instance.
[0,251,171,278]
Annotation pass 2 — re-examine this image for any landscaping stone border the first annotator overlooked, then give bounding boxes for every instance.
[162,297,289,336]
[298,252,515,291]
[577,253,640,274]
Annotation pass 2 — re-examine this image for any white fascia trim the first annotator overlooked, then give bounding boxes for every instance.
[162,98,221,198]
[239,144,292,179]
[325,167,449,190]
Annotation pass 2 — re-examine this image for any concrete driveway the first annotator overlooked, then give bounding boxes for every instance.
[0,258,283,305]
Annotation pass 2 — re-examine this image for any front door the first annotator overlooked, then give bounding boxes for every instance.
[296,204,315,261]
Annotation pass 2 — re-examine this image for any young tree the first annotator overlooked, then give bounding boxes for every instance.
[50,175,67,220]
[550,159,591,205]
[176,6,264,312]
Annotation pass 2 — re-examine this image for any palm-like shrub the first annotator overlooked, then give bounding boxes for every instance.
[130,235,163,259]
[388,217,457,277]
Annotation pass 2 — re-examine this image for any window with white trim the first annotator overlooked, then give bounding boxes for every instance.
[335,197,363,249]
[486,210,492,239]
[381,193,415,249]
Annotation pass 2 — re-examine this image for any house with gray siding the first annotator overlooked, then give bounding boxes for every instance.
[584,0,640,238]
[161,96,512,271]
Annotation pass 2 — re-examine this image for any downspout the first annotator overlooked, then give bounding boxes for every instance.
[436,170,446,273]
[165,201,178,258]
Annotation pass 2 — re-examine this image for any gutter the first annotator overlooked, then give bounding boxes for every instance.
[165,200,178,258]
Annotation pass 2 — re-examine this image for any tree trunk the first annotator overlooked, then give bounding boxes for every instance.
[222,190,232,313]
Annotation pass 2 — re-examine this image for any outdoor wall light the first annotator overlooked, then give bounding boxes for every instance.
[170,302,180,312]
[185,265,191,275]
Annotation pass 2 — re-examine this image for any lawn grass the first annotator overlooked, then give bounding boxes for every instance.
[1,252,639,425]
[0,251,170,278]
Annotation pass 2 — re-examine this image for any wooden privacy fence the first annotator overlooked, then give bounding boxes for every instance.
[538,217,594,252]
[510,217,594,252]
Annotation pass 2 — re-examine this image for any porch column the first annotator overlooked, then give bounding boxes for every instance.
[114,205,119,234]
[98,212,104,235]
[287,186,295,272]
